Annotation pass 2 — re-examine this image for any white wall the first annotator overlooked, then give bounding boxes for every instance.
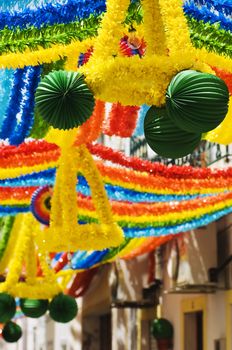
[0,299,83,350]
[162,224,227,350]
[162,291,226,350]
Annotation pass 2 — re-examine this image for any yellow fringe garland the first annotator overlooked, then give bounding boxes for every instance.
[36,130,124,252]
[142,0,167,55]
[0,38,94,69]
[78,198,232,225]
[0,213,61,299]
[204,96,232,144]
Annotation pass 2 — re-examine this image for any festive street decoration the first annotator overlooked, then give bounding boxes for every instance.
[144,107,202,158]
[103,103,139,137]
[35,71,95,130]
[0,2,231,341]
[166,70,229,133]
[30,186,52,226]
[20,299,49,318]
[0,214,61,299]
[0,66,41,145]
[151,318,174,340]
[49,293,78,323]
[2,321,22,343]
[0,293,16,323]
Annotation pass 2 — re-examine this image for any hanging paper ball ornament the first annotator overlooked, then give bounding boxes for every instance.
[30,186,52,226]
[20,298,49,318]
[35,70,95,130]
[144,107,201,159]
[2,322,22,343]
[49,294,78,323]
[0,293,16,323]
[151,318,174,340]
[166,70,229,133]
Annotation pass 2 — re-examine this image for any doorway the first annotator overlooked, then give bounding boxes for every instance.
[184,311,203,350]
[181,296,207,350]
[226,291,232,350]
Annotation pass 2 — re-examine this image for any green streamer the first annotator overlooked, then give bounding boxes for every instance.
[0,217,15,261]
[0,4,143,56]
[0,15,101,55]
[102,237,131,261]
[188,16,232,58]
[0,8,230,60]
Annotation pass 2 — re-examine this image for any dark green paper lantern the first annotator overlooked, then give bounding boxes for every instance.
[2,321,22,343]
[20,298,49,318]
[151,318,174,340]
[166,70,229,133]
[144,107,201,159]
[0,293,16,323]
[35,70,95,130]
[49,293,78,323]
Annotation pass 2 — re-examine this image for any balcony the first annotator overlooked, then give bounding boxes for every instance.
[130,137,232,168]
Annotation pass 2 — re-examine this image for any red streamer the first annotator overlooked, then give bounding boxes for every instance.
[67,268,98,298]
[103,103,139,137]
[88,143,232,180]
[212,67,232,94]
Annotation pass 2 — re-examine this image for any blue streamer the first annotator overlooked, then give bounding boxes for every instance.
[77,176,211,202]
[10,66,41,145]
[0,69,14,128]
[71,250,109,269]
[0,0,231,32]
[0,206,29,216]
[0,168,213,203]
[0,65,41,145]
[0,0,106,30]
[133,104,150,137]
[184,0,232,32]
[124,206,232,237]
[186,0,232,16]
[0,68,25,140]
[0,0,68,12]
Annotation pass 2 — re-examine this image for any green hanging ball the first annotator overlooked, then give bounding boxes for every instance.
[35,70,95,130]
[49,293,78,323]
[144,106,201,159]
[0,293,16,323]
[151,318,174,340]
[20,298,49,318]
[166,70,229,133]
[2,321,22,343]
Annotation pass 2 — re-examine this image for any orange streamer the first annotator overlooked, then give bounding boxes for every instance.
[76,100,105,145]
[122,236,173,259]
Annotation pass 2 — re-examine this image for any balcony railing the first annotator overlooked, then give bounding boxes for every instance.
[130,137,232,168]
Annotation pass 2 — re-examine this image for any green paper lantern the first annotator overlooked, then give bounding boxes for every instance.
[0,293,16,323]
[166,70,229,133]
[35,70,95,130]
[20,298,49,318]
[49,293,78,323]
[2,321,22,343]
[151,318,174,340]
[144,107,201,159]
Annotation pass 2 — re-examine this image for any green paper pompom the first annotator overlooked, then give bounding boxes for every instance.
[20,298,49,318]
[166,70,229,133]
[35,70,95,130]
[144,107,201,159]
[0,293,16,323]
[2,322,22,343]
[151,318,174,340]
[49,293,78,323]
